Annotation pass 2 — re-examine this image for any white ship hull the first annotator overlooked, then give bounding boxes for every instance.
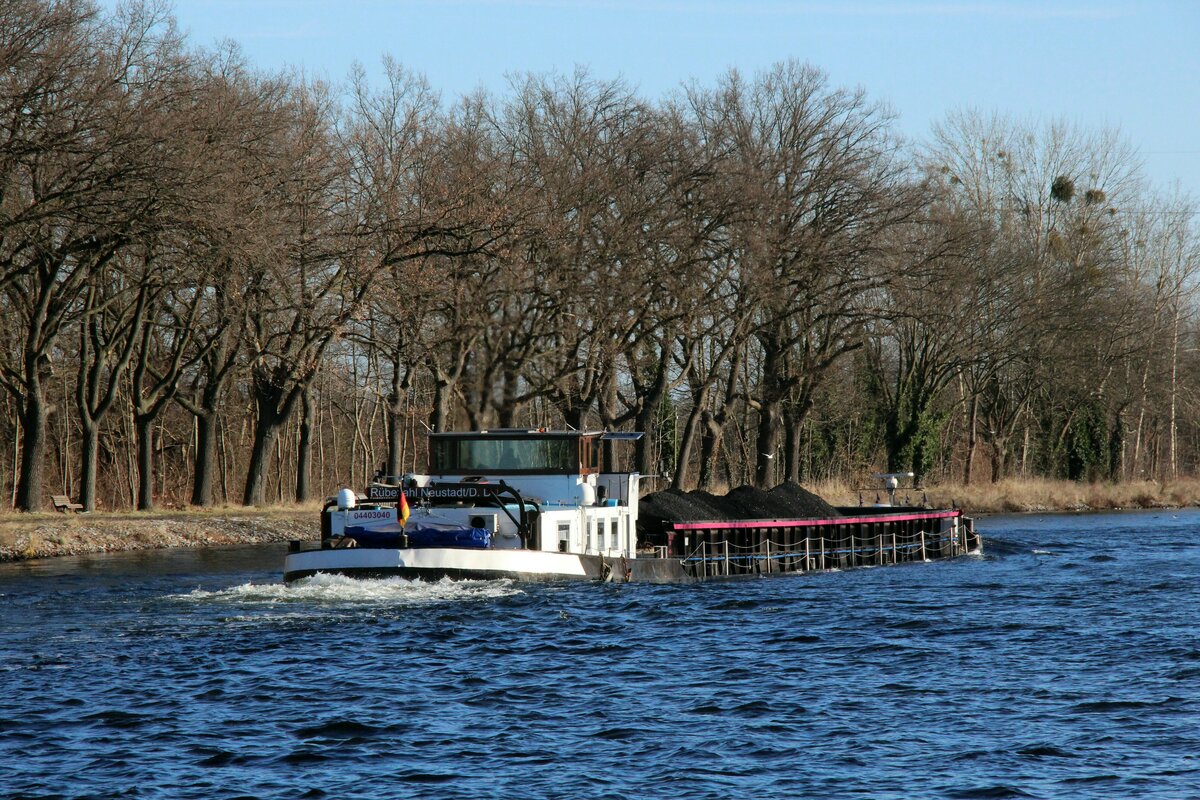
[283,545,598,583]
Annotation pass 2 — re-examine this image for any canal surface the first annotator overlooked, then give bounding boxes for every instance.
[1,510,1197,799]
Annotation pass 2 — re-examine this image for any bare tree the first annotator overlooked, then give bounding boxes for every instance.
[0,0,184,509]
[346,64,511,440]
[239,77,357,506]
[482,71,655,431]
[928,110,1144,480]
[74,256,151,510]
[152,48,294,507]
[694,63,911,486]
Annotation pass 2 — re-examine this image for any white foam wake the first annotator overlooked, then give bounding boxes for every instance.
[174,573,523,606]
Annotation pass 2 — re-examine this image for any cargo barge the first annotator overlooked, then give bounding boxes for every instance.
[283,429,980,583]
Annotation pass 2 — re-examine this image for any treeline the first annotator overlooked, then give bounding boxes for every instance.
[3,0,1199,511]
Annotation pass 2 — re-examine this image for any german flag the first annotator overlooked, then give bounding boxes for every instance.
[399,490,411,525]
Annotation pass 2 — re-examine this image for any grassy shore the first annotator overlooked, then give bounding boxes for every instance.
[0,505,317,563]
[812,477,1200,514]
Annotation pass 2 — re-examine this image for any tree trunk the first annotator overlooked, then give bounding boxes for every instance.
[465,404,491,431]
[79,420,100,512]
[191,409,220,507]
[497,405,519,428]
[242,348,321,506]
[295,386,315,503]
[754,339,786,488]
[1169,305,1180,479]
[672,401,705,490]
[385,349,409,476]
[431,373,455,432]
[989,435,1008,483]
[634,369,673,478]
[135,415,155,511]
[244,411,286,507]
[784,415,804,484]
[562,405,587,432]
[497,366,521,427]
[387,392,404,477]
[697,347,742,491]
[1132,393,1147,480]
[16,388,48,512]
[755,398,783,488]
[635,402,659,478]
[698,411,723,490]
[244,379,297,507]
[963,390,978,485]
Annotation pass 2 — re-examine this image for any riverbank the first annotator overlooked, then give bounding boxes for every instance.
[0,507,314,563]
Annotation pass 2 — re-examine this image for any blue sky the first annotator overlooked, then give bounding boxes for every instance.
[103,1,1200,195]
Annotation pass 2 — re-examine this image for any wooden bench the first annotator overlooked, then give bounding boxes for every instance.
[51,495,84,513]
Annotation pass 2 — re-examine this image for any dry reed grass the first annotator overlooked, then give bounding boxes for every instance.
[795,476,1200,514]
[649,476,1200,514]
[915,477,1200,514]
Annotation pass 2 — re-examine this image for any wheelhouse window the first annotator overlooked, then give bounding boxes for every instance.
[431,436,578,474]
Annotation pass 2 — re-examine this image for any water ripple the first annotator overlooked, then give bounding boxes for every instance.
[1,512,1198,799]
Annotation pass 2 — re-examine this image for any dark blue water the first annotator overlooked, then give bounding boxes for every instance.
[1,510,1198,800]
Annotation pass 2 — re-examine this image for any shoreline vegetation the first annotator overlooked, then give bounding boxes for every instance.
[3,479,1197,564]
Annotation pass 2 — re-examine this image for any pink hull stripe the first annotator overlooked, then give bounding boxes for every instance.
[668,510,960,531]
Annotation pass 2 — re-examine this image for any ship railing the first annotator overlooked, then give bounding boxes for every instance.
[677,526,972,578]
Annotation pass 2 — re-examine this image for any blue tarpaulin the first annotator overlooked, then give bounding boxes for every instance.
[406,525,492,549]
[343,523,492,549]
